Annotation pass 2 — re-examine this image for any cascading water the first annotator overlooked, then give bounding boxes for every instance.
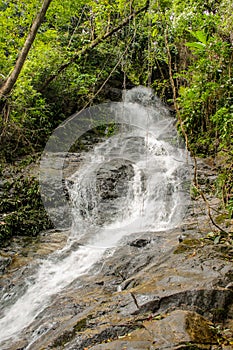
[0,87,190,349]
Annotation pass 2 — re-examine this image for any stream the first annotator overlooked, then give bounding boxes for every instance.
[0,87,191,349]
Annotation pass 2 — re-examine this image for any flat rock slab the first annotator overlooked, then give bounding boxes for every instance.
[90,340,152,350]
[0,229,233,349]
[89,310,217,350]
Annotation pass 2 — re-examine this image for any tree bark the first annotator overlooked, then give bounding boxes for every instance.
[39,1,149,91]
[0,0,52,98]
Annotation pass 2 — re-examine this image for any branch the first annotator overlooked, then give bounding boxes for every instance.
[164,25,188,151]
[61,36,134,128]
[192,156,227,234]
[0,0,52,98]
[164,24,227,235]
[39,1,149,91]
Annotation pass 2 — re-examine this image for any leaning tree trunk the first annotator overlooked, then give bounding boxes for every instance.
[0,0,52,98]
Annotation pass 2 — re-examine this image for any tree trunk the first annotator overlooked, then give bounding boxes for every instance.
[0,0,52,98]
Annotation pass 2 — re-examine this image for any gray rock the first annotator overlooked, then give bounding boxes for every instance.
[0,256,12,274]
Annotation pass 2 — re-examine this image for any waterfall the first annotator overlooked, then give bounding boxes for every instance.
[0,87,190,348]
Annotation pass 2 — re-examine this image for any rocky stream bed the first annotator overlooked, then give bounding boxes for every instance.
[0,157,233,350]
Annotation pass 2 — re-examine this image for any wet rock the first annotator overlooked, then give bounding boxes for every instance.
[0,255,12,274]
[141,310,217,348]
[1,232,233,350]
[102,84,123,101]
[95,159,135,225]
[96,160,134,198]
[40,152,84,229]
[1,163,233,350]
[69,158,139,227]
[89,339,152,350]
[129,239,151,248]
[88,310,217,349]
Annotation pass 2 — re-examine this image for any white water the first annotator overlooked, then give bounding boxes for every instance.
[0,87,190,348]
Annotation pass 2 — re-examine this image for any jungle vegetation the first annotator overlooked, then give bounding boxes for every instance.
[0,0,232,244]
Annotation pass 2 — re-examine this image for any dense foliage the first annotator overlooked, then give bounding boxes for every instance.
[0,0,232,243]
[0,155,53,244]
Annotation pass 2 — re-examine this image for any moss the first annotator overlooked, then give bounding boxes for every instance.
[52,318,88,347]
[215,213,228,225]
[215,245,233,261]
[185,312,217,344]
[173,239,201,254]
[74,317,88,332]
[176,345,207,350]
[182,239,201,246]
[190,185,200,200]
[173,245,193,254]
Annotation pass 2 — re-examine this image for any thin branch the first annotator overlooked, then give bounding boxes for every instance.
[61,36,134,128]
[164,23,227,234]
[67,5,87,49]
[164,25,189,151]
[192,156,227,233]
[39,1,149,91]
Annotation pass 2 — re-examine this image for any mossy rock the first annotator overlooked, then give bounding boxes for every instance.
[185,312,217,343]
[173,239,202,254]
[52,318,88,347]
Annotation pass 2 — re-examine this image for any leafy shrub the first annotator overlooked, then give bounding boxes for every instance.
[0,175,52,246]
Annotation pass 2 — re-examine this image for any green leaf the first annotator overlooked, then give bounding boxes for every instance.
[188,30,208,44]
[214,236,221,244]
[185,42,206,50]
